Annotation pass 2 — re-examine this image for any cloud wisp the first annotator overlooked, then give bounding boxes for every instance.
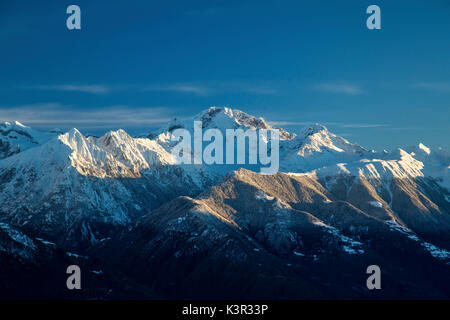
[24,85,111,94]
[414,82,450,93]
[143,84,210,96]
[0,103,175,129]
[20,81,280,97]
[143,82,279,96]
[313,83,363,95]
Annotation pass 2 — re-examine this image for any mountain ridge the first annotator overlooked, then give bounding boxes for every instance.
[0,106,449,298]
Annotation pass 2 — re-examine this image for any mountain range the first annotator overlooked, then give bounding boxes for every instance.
[0,107,449,299]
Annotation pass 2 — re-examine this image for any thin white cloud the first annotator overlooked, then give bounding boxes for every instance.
[21,82,279,96]
[313,83,363,95]
[143,82,279,96]
[0,103,174,128]
[25,85,111,94]
[232,84,278,95]
[414,82,450,93]
[143,84,210,96]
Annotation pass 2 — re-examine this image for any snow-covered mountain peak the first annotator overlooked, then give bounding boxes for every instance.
[405,143,432,158]
[221,107,270,130]
[0,111,449,263]
[14,120,26,127]
[1,110,448,192]
[300,123,329,136]
[418,143,431,155]
[401,144,450,189]
[0,120,58,159]
[189,106,273,131]
[104,128,130,138]
[58,128,89,152]
[278,122,374,173]
[314,153,425,183]
[148,107,293,142]
[65,127,83,138]
[293,123,367,157]
[1,120,28,129]
[1,120,30,135]
[55,128,177,178]
[99,129,134,146]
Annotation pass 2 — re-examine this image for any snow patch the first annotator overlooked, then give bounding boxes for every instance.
[35,238,56,247]
[313,221,364,255]
[255,191,274,202]
[386,221,450,260]
[0,222,36,250]
[66,252,88,259]
[368,201,383,208]
[91,270,103,275]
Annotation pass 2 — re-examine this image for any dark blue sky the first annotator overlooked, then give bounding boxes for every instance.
[0,0,449,150]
